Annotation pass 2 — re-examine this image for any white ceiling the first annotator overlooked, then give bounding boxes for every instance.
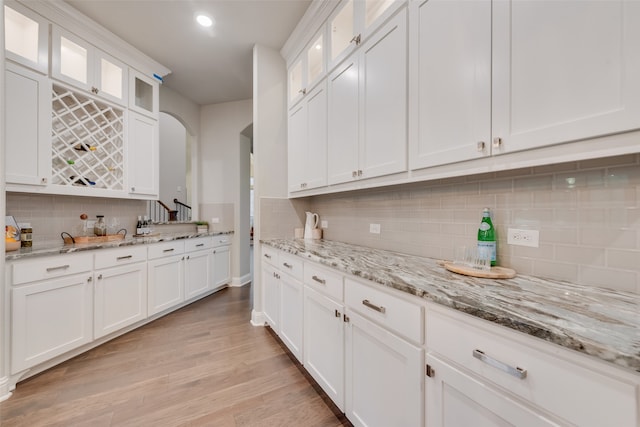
[64,0,312,106]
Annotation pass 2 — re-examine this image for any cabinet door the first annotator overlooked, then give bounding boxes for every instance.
[4,1,49,73]
[328,56,360,185]
[184,249,211,299]
[410,0,491,169]
[94,263,147,339]
[329,0,357,70]
[288,101,307,192]
[345,310,422,427]
[426,354,560,427]
[11,273,93,373]
[492,0,640,155]
[289,56,305,106]
[212,245,231,289]
[279,274,304,362]
[5,62,51,186]
[262,262,280,330]
[303,285,345,411]
[95,50,127,106]
[148,254,184,315]
[359,8,407,180]
[129,69,159,118]
[305,82,329,190]
[51,26,92,92]
[128,111,159,197]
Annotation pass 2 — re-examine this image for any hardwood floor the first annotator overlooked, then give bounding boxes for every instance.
[0,285,352,427]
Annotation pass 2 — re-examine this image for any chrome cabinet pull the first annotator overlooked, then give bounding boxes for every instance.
[163,248,175,253]
[282,262,293,269]
[98,274,103,280]
[46,265,70,272]
[350,34,361,45]
[117,255,133,260]
[473,349,527,379]
[335,309,341,318]
[264,254,272,259]
[362,299,386,314]
[312,275,326,284]
[492,137,503,148]
[196,243,204,247]
[477,141,486,151]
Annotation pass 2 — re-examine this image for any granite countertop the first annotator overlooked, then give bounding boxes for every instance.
[6,230,234,261]
[262,238,640,373]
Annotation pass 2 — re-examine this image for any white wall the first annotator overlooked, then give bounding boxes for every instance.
[159,113,187,206]
[251,44,289,324]
[200,99,253,285]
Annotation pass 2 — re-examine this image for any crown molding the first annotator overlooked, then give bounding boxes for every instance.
[16,0,171,78]
[280,0,341,64]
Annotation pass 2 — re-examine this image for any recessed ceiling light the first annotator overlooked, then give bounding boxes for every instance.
[196,14,213,27]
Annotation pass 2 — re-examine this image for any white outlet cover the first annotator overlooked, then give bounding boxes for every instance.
[210,218,220,224]
[370,223,381,234]
[321,220,328,228]
[507,228,540,248]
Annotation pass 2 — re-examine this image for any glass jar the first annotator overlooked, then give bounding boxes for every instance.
[94,215,106,236]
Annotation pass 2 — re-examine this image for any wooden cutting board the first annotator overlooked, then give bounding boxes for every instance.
[443,262,516,279]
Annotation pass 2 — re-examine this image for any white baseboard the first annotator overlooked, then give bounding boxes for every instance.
[230,273,252,287]
[251,310,266,326]
[0,377,12,402]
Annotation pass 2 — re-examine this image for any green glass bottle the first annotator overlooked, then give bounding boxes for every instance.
[477,207,496,266]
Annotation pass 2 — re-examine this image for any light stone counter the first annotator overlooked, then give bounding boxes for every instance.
[5,230,234,261]
[261,238,640,373]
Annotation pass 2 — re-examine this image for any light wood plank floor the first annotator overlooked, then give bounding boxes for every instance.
[0,285,352,427]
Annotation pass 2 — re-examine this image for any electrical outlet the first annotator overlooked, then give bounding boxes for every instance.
[210,218,220,224]
[321,220,328,228]
[369,223,381,234]
[507,228,539,248]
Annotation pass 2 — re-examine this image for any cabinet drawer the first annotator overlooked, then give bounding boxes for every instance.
[185,237,213,252]
[148,241,185,260]
[345,278,423,344]
[213,234,231,247]
[278,253,304,281]
[12,253,93,285]
[304,262,343,302]
[94,246,147,269]
[426,307,639,427]
[261,246,278,266]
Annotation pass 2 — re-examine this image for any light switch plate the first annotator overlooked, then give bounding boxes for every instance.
[321,220,328,228]
[369,223,381,234]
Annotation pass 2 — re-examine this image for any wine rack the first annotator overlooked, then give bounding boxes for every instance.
[51,84,124,190]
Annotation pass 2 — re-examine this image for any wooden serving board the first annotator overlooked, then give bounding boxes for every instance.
[444,262,516,279]
[63,234,125,245]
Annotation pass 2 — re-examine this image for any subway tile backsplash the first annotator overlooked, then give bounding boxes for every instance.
[289,154,640,294]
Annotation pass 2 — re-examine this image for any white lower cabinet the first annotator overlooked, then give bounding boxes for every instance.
[425,354,559,427]
[184,249,211,299]
[425,305,639,427]
[279,272,304,362]
[148,254,184,315]
[94,261,147,340]
[303,285,345,411]
[11,272,94,374]
[262,262,280,331]
[345,310,423,427]
[212,242,231,289]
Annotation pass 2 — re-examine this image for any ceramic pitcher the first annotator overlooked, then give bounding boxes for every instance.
[304,212,319,239]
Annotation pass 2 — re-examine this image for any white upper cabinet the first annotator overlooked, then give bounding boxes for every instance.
[328,8,407,185]
[328,0,406,71]
[4,1,49,73]
[128,111,159,198]
[51,26,128,106]
[129,69,159,118]
[492,0,640,155]
[410,0,491,170]
[289,29,326,107]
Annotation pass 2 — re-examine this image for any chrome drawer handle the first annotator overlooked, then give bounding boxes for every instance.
[196,243,204,247]
[473,349,527,379]
[312,275,326,284]
[163,248,175,253]
[282,262,293,269]
[117,255,133,260]
[264,254,271,259]
[362,299,386,314]
[46,265,70,272]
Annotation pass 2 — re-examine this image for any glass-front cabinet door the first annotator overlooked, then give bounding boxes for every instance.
[95,51,127,106]
[289,58,304,104]
[329,0,356,69]
[4,1,49,73]
[307,33,325,86]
